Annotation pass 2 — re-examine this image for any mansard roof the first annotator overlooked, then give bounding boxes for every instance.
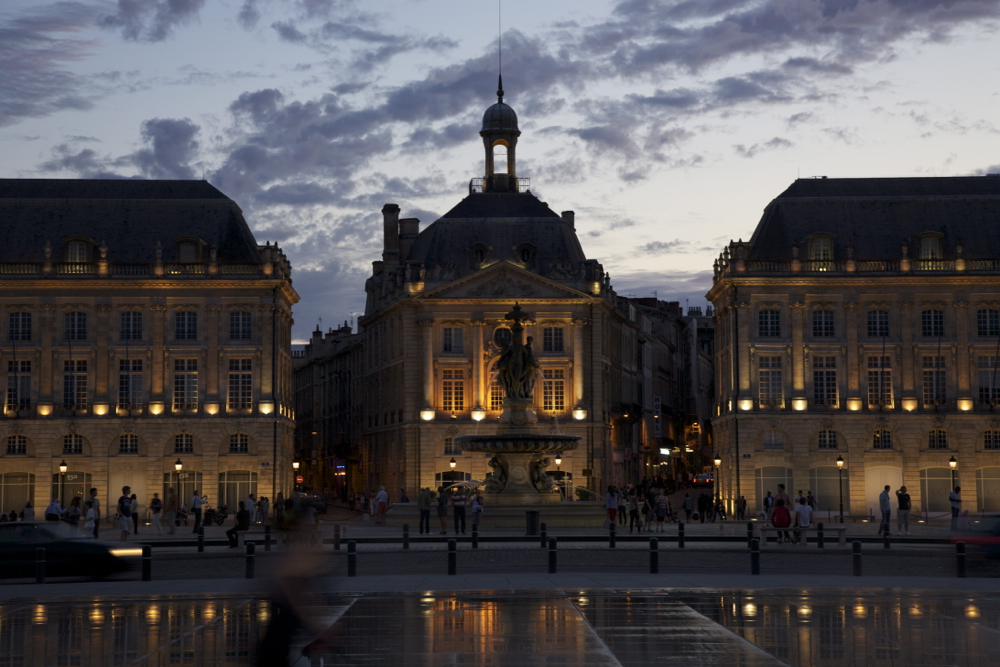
[747,176,1000,261]
[0,179,261,264]
[439,192,561,219]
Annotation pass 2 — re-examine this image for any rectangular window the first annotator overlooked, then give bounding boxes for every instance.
[64,312,87,341]
[5,360,30,411]
[174,433,194,454]
[763,431,784,450]
[229,433,249,453]
[867,356,892,407]
[978,309,1000,337]
[812,310,834,337]
[920,237,941,259]
[118,434,139,455]
[442,327,463,353]
[758,356,782,405]
[172,359,198,410]
[178,243,197,264]
[8,312,31,341]
[230,311,252,341]
[867,310,889,337]
[543,327,565,352]
[543,369,565,411]
[227,359,253,410]
[6,434,26,455]
[489,381,504,411]
[63,434,83,455]
[812,356,837,406]
[63,360,88,409]
[443,438,460,456]
[818,430,838,450]
[120,311,142,341]
[978,356,1000,405]
[175,311,198,340]
[922,310,944,337]
[927,430,948,450]
[67,242,87,263]
[922,355,946,407]
[442,369,464,412]
[985,431,1000,451]
[873,429,892,450]
[118,359,143,409]
[811,238,832,260]
[758,310,780,338]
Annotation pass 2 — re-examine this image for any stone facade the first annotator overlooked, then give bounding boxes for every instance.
[0,180,298,520]
[708,176,1000,519]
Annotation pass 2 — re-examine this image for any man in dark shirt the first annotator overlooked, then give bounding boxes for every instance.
[227,501,250,548]
[895,486,911,535]
[117,486,132,543]
[451,489,467,535]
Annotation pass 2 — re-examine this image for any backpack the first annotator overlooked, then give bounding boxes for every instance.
[772,506,791,527]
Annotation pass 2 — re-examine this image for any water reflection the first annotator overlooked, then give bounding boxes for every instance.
[1,591,998,666]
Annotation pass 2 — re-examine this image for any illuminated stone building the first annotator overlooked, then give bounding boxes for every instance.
[709,176,1000,517]
[0,180,298,518]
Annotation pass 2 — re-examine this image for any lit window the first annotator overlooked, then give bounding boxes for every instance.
[172,359,198,410]
[442,369,464,412]
[489,380,504,410]
[543,369,565,411]
[227,359,252,410]
[758,356,782,405]
[873,429,892,450]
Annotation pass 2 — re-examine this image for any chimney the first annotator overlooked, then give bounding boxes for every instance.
[382,203,401,266]
[562,211,575,230]
[398,217,419,262]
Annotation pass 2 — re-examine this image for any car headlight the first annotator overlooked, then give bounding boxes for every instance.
[110,548,143,558]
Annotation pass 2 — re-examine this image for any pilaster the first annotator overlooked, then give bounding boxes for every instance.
[844,301,859,397]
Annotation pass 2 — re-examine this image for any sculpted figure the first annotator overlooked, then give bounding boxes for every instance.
[494,303,540,400]
[529,455,557,493]
[485,456,507,493]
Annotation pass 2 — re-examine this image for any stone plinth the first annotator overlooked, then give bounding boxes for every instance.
[456,433,579,506]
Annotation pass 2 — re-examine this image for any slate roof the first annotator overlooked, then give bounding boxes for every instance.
[747,176,1000,261]
[0,179,261,264]
[439,193,561,219]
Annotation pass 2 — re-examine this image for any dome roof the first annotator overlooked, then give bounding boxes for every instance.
[482,102,519,133]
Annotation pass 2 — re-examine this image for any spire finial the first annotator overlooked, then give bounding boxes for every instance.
[497,73,504,104]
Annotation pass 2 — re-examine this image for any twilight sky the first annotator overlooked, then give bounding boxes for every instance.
[2,0,999,343]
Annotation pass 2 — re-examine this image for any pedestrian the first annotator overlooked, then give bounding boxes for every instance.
[471,492,484,528]
[44,498,63,522]
[628,492,642,534]
[374,486,389,525]
[117,486,132,543]
[793,497,813,544]
[605,485,618,524]
[246,494,257,525]
[776,485,792,510]
[950,486,962,530]
[772,499,792,544]
[227,501,250,548]
[88,488,100,538]
[84,499,96,537]
[451,486,467,534]
[878,485,891,535]
[130,494,139,534]
[9,509,17,522]
[617,488,628,526]
[696,493,708,523]
[763,491,774,520]
[654,490,669,532]
[400,488,409,503]
[21,501,34,521]
[895,485,911,535]
[165,487,178,535]
[682,493,693,522]
[150,493,163,535]
[806,491,816,510]
[437,486,449,534]
[191,490,204,533]
[416,487,432,534]
[275,492,285,524]
[65,496,82,528]
[794,489,804,506]
[260,497,270,524]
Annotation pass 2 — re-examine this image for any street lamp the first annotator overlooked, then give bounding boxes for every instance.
[949,455,957,488]
[836,455,845,524]
[59,460,67,506]
[449,457,457,469]
[174,458,183,472]
[713,456,722,516]
[555,453,562,470]
[292,460,300,471]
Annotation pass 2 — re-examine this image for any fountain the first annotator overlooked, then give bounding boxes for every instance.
[456,303,580,505]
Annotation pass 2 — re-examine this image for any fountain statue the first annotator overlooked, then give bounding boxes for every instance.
[457,303,580,505]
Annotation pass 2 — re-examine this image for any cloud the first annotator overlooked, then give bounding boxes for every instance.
[786,111,815,128]
[131,117,200,179]
[640,239,718,254]
[99,0,207,42]
[734,136,794,158]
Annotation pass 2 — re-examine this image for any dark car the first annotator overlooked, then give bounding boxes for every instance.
[0,522,136,579]
[692,473,714,487]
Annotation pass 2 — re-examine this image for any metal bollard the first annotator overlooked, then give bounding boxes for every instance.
[142,545,152,581]
[609,523,616,549]
[548,537,557,574]
[750,538,760,575]
[197,526,204,553]
[264,525,272,552]
[747,522,754,549]
[956,541,967,578]
[472,527,479,549]
[448,539,457,575]
[678,522,685,549]
[540,522,547,548]
[853,541,862,577]
[403,523,410,550]
[334,524,341,551]
[245,542,255,579]
[817,523,824,549]
[347,540,357,577]
[649,538,659,574]
[883,531,890,549]
[35,548,45,584]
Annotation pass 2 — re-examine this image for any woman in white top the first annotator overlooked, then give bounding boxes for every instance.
[22,502,34,521]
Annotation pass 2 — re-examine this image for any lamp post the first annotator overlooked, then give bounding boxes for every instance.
[293,459,300,491]
[836,455,844,524]
[59,460,67,507]
[949,455,957,489]
[713,456,722,515]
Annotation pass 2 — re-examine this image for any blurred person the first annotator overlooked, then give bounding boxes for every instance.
[227,501,250,548]
[260,497,270,524]
[682,493,694,522]
[605,485,618,524]
[21,501,33,521]
[65,496,82,528]
[275,492,285,523]
[399,488,409,503]
[763,491,774,520]
[617,488,628,526]
[736,495,746,521]
[950,486,962,530]
[44,498,63,522]
[878,485,891,536]
[437,487,449,534]
[191,490,204,533]
[654,490,669,532]
[84,499,96,537]
[471,492,484,528]
[793,497,813,544]
[246,494,257,524]
[150,492,163,535]
[88,488,100,538]
[896,486,911,535]
[772,499,792,544]
[374,486,389,525]
[117,486,132,542]
[451,486,467,534]
[416,487,432,534]
[165,487,178,535]
[8,509,16,522]
[130,494,139,534]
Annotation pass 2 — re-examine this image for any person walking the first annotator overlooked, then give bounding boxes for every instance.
[605,485,618,524]
[471,492,484,528]
[772,499,792,544]
[227,501,250,548]
[130,494,140,534]
[617,488,628,526]
[895,486,911,535]
[84,499,96,537]
[696,493,709,523]
[654,490,669,532]
[246,494,257,525]
[436,486,449,535]
[763,492,774,520]
[682,493,694,522]
[191,490,204,533]
[165,487,178,535]
[117,486,132,543]
[416,487,432,534]
[949,486,962,530]
[88,488,100,538]
[878,485,891,536]
[451,487,467,535]
[65,496,82,528]
[275,492,285,524]
[259,497,270,524]
[150,493,164,535]
[44,498,63,522]
[793,497,813,544]
[21,501,34,521]
[628,492,642,534]
[374,486,389,526]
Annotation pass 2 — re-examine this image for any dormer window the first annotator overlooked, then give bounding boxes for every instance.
[66,241,87,263]
[810,237,832,260]
[515,243,536,265]
[920,236,942,259]
[178,242,197,264]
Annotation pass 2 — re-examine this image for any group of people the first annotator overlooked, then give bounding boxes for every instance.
[407,486,484,535]
[605,484,678,533]
[761,485,818,521]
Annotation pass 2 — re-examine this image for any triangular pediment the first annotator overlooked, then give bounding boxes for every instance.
[420,262,589,300]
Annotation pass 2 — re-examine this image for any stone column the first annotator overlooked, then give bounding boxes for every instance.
[150,304,166,400]
[259,304,274,400]
[95,304,112,405]
[736,302,752,398]
[472,319,485,408]
[420,319,434,409]
[206,304,221,403]
[38,304,55,404]
[900,301,916,399]
[790,302,806,399]
[572,318,587,408]
[954,301,971,400]
[844,302,859,398]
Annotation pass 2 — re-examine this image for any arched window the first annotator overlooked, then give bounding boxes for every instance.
[975,467,1000,512]
[873,429,892,450]
[63,434,83,455]
[492,140,508,174]
[174,434,194,454]
[817,430,838,449]
[762,430,784,450]
[5,435,26,455]
[118,434,139,454]
[919,468,951,512]
[984,430,1000,451]
[754,466,793,511]
[493,327,512,347]
[927,429,948,450]
[229,433,249,453]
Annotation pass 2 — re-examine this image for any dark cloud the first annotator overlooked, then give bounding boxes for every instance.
[237,0,263,30]
[786,111,815,128]
[132,118,200,179]
[272,20,308,43]
[99,0,207,42]
[783,57,853,75]
[734,136,794,158]
[640,239,717,254]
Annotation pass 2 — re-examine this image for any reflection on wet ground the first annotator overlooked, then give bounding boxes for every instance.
[3,590,1000,666]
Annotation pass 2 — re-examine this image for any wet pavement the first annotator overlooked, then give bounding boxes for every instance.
[3,587,1000,665]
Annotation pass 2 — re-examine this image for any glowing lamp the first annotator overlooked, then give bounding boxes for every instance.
[148,402,164,415]
[471,406,486,422]
[420,408,435,421]
[901,398,918,412]
[836,455,844,469]
[846,399,862,412]
[59,460,67,474]
[93,403,109,416]
[949,456,957,469]
[204,402,220,415]
[659,448,670,456]
[738,398,754,411]
[258,401,274,415]
[554,453,562,466]
[37,403,53,417]
[958,399,973,412]
[792,398,807,411]
[292,460,300,471]
[174,458,183,472]
[449,457,457,470]
[714,457,722,467]
[572,406,587,421]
